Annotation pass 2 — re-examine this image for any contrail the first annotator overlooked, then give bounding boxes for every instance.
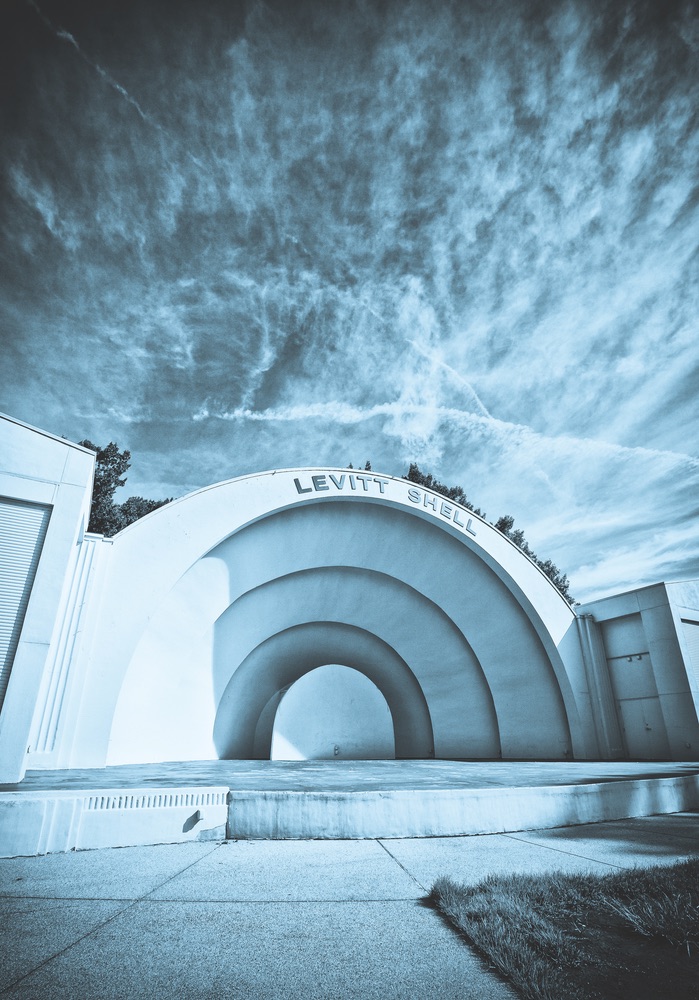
[357,293,491,420]
[197,400,699,472]
[407,338,491,418]
[26,0,155,127]
[25,0,207,178]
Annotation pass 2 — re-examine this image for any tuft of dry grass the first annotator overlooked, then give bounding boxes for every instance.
[430,858,699,1000]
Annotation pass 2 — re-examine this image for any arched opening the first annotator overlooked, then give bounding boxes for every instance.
[213,621,434,759]
[105,479,582,767]
[270,664,395,760]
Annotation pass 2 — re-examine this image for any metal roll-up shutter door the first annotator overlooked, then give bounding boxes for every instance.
[0,497,51,714]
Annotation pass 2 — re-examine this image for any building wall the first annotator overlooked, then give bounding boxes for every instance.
[579,583,699,760]
[60,468,598,766]
[0,414,94,782]
[270,664,395,760]
[1,416,697,770]
[668,580,699,717]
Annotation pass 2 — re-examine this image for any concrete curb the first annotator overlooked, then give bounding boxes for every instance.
[3,770,699,856]
[0,787,228,857]
[228,774,699,839]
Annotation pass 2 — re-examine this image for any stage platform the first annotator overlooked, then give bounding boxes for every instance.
[1,760,698,857]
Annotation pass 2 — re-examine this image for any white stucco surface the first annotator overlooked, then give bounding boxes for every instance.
[0,414,95,782]
[270,665,395,760]
[60,468,594,767]
[579,582,699,759]
[3,424,697,775]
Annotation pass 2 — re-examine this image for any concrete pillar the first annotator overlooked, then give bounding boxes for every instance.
[576,615,625,759]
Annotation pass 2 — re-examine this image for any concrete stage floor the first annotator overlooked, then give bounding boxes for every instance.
[1,760,699,856]
[4,758,699,792]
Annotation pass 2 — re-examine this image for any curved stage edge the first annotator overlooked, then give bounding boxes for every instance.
[1,760,698,857]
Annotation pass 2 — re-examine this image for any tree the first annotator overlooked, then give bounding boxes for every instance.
[117,495,171,525]
[79,440,171,537]
[494,514,573,604]
[79,440,131,535]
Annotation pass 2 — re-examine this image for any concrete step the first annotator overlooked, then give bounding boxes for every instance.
[2,760,698,856]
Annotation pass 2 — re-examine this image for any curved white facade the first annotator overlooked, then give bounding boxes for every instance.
[2,414,699,782]
[68,468,596,766]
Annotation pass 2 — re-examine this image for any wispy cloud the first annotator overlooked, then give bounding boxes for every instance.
[2,0,698,599]
[198,399,699,485]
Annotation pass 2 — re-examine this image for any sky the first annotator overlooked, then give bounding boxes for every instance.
[1,0,698,602]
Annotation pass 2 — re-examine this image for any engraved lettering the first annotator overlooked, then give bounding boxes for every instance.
[329,474,346,490]
[407,487,421,504]
[440,501,454,519]
[312,475,329,491]
[349,474,356,490]
[355,473,372,491]
[424,494,438,511]
[373,477,389,494]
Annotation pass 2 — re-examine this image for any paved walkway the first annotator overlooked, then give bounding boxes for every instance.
[1,811,697,999]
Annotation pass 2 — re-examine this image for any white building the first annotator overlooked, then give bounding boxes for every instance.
[2,412,699,784]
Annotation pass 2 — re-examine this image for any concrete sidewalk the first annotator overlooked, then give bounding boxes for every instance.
[1,812,697,999]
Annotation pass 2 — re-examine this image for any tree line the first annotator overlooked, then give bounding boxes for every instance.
[82,442,573,603]
[78,441,171,537]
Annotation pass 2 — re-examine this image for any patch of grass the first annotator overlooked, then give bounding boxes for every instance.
[430,858,699,1000]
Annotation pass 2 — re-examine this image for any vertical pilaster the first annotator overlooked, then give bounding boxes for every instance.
[576,614,625,759]
[29,535,99,756]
